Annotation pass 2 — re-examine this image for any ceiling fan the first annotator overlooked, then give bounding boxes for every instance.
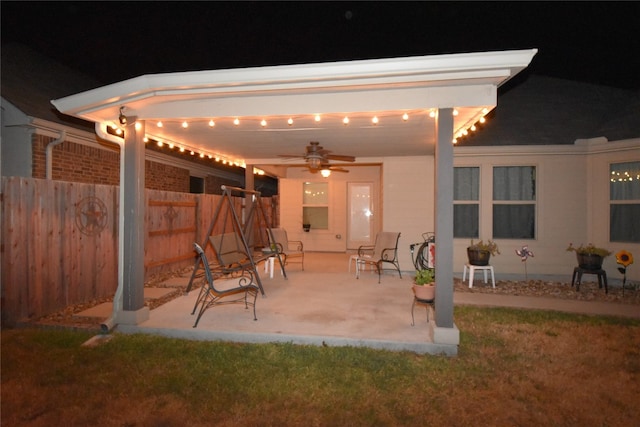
[304,162,350,174]
[278,141,355,172]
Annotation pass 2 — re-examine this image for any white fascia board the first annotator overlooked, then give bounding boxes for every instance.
[51,49,536,122]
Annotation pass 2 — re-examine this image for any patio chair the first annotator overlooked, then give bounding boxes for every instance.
[190,243,258,328]
[356,231,402,283]
[269,228,304,271]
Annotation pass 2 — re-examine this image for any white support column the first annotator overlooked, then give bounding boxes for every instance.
[433,109,458,344]
[117,119,149,325]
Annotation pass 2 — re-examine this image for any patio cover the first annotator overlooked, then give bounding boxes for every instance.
[51,49,537,342]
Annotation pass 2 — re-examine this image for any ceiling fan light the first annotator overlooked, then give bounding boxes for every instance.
[309,158,321,169]
[320,169,331,178]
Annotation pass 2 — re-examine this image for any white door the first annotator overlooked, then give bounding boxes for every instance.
[347,182,374,250]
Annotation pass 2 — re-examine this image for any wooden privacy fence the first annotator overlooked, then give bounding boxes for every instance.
[1,177,276,325]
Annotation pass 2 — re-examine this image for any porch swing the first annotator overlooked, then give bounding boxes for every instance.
[185,185,285,326]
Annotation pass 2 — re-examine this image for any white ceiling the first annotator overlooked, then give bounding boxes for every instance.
[51,49,537,177]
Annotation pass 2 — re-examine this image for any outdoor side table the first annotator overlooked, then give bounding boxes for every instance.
[348,254,360,276]
[571,267,608,294]
[263,256,285,279]
[463,264,496,288]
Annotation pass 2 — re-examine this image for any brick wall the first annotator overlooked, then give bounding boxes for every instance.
[32,134,277,194]
[33,135,192,192]
[145,160,190,192]
[33,134,120,185]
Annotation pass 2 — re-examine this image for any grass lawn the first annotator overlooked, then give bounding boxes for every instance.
[2,306,639,426]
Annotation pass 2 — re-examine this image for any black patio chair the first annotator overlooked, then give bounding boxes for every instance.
[190,243,259,328]
[355,231,402,283]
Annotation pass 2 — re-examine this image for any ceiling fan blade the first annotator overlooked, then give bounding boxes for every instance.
[325,154,356,162]
[277,154,305,158]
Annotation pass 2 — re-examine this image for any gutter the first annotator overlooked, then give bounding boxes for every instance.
[95,122,125,334]
[45,131,66,179]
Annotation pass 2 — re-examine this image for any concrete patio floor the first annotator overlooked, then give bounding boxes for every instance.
[115,252,456,355]
[110,252,639,356]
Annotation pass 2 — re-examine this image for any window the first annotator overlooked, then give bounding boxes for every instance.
[189,176,204,193]
[302,182,328,230]
[454,167,479,238]
[610,161,640,242]
[492,166,536,239]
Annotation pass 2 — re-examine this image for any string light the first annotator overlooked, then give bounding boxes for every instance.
[111,109,491,169]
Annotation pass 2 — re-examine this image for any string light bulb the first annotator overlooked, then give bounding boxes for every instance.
[182,121,188,129]
[372,116,379,125]
[233,118,240,125]
[343,117,350,125]
[209,120,215,127]
[288,118,294,126]
[314,114,321,122]
[402,113,409,121]
[261,119,267,127]
[156,121,163,128]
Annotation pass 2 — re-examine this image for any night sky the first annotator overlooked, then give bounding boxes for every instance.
[2,1,639,90]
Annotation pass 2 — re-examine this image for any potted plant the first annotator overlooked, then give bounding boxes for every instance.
[302,223,311,232]
[567,243,612,271]
[413,269,435,300]
[467,239,500,266]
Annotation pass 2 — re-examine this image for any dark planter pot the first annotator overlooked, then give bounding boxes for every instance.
[576,253,604,270]
[303,224,311,232]
[467,248,491,266]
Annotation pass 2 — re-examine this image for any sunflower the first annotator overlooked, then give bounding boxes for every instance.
[615,250,634,267]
